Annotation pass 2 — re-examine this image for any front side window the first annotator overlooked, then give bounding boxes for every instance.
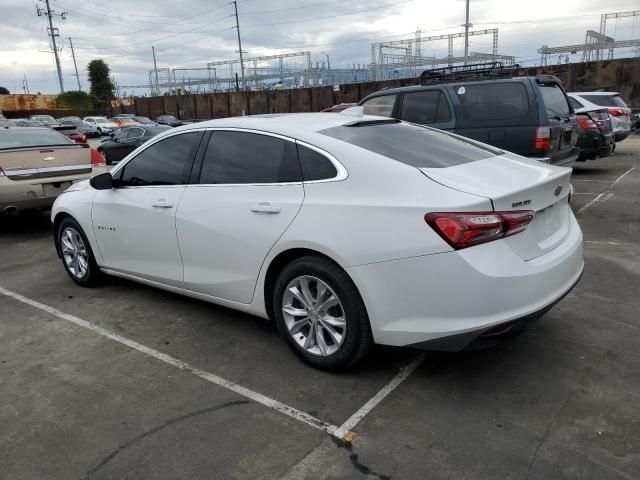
[199,131,301,184]
[400,90,451,124]
[118,132,201,186]
[456,82,529,120]
[125,128,144,139]
[361,95,397,117]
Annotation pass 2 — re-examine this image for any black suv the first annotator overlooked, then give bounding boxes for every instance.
[359,63,579,167]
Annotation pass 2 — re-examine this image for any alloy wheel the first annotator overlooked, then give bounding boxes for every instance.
[61,227,89,279]
[282,275,346,356]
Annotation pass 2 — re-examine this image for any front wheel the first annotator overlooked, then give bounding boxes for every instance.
[57,217,102,286]
[272,256,373,370]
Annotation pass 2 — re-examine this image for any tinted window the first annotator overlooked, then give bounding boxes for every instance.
[297,144,337,181]
[200,131,301,184]
[540,85,570,117]
[320,122,498,168]
[361,95,397,117]
[400,90,451,124]
[0,129,72,149]
[580,94,628,108]
[125,128,144,139]
[118,132,200,186]
[456,82,529,120]
[568,97,583,109]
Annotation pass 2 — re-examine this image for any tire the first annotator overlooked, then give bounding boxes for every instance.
[272,256,373,370]
[99,149,111,165]
[57,217,102,287]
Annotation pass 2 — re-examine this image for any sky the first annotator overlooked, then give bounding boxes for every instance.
[1,0,639,95]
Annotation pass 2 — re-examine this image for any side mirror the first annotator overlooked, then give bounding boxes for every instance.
[90,172,114,190]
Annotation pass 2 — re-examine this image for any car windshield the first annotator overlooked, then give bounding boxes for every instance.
[580,94,628,108]
[134,117,153,123]
[63,120,83,126]
[34,117,56,124]
[160,116,177,121]
[93,117,108,122]
[320,121,500,168]
[0,129,73,149]
[144,126,172,135]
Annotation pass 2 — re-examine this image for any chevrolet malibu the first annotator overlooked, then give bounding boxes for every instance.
[51,112,584,370]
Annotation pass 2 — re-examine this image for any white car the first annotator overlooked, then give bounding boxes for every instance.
[51,112,584,369]
[568,92,631,142]
[83,116,117,135]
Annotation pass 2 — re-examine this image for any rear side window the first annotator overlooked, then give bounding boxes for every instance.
[200,131,301,184]
[455,82,528,121]
[579,94,628,108]
[118,132,201,186]
[297,144,337,181]
[320,122,499,168]
[540,84,571,117]
[0,129,72,149]
[361,95,397,117]
[400,90,451,124]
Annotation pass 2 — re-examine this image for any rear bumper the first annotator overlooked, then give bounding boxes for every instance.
[0,173,92,212]
[346,212,584,348]
[528,147,579,168]
[614,130,630,142]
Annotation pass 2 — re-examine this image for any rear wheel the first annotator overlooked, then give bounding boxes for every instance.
[58,217,101,286]
[272,256,372,370]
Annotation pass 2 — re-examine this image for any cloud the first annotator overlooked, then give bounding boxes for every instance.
[1,0,639,94]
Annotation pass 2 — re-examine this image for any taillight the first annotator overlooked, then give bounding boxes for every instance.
[608,108,626,117]
[535,126,551,151]
[578,118,598,130]
[91,148,106,167]
[425,211,535,250]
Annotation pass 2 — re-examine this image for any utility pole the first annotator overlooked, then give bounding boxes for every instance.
[232,1,246,90]
[37,0,67,93]
[22,74,30,94]
[68,37,81,91]
[152,46,160,95]
[463,0,471,65]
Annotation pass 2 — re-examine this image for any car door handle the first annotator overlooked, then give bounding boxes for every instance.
[151,199,174,208]
[250,202,281,214]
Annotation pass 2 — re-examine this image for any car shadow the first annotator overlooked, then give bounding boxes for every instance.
[0,210,52,236]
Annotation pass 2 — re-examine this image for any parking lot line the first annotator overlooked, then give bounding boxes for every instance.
[332,353,425,439]
[0,285,340,436]
[576,166,635,215]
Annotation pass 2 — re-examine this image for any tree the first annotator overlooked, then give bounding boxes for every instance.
[87,59,115,102]
[0,86,9,95]
[56,90,93,110]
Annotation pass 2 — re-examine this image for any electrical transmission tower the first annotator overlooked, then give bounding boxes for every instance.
[36,0,67,93]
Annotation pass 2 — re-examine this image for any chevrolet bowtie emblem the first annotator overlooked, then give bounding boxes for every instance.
[43,156,55,161]
[553,185,563,197]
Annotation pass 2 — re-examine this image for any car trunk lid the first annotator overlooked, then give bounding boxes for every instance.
[420,153,572,260]
[0,145,91,180]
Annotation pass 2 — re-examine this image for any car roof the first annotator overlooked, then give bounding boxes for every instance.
[172,112,390,140]
[362,76,529,97]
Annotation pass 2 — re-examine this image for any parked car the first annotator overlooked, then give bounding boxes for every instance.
[59,116,83,123]
[109,117,140,128]
[0,127,105,215]
[59,118,101,138]
[115,114,135,118]
[53,125,90,144]
[156,115,192,127]
[97,125,171,164]
[12,119,44,127]
[359,63,579,168]
[131,116,157,125]
[51,113,583,369]
[83,116,118,135]
[321,103,357,112]
[574,108,614,161]
[29,114,61,128]
[567,92,631,142]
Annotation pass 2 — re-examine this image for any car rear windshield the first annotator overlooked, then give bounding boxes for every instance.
[454,82,529,120]
[0,129,73,149]
[319,122,500,168]
[539,84,571,117]
[579,94,628,108]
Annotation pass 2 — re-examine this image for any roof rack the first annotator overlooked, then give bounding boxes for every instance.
[419,62,521,86]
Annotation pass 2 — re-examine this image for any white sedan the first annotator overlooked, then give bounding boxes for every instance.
[51,111,584,370]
